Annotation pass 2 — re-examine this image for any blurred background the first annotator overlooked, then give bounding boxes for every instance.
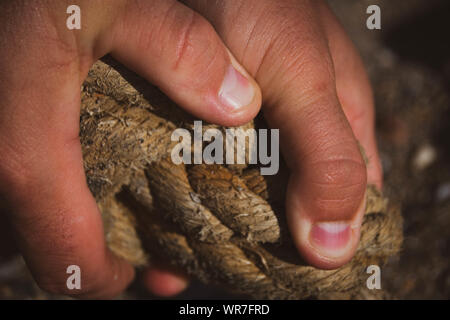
[0,0,449,299]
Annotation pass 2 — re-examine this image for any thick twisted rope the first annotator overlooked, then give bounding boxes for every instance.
[80,59,403,299]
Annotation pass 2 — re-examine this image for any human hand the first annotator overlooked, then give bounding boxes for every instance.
[0,0,261,298]
[0,0,381,298]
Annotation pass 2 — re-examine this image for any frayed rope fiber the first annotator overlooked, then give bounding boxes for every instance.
[80,59,403,299]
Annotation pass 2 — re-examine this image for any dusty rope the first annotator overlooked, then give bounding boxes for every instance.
[80,59,403,299]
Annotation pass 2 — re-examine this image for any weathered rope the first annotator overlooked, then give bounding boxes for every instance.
[80,59,403,299]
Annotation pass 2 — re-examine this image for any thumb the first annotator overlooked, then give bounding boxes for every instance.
[106,0,261,126]
[182,0,368,269]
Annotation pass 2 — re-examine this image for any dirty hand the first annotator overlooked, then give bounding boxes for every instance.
[0,0,382,298]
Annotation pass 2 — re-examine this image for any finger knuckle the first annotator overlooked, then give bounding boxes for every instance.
[253,7,336,104]
[168,12,220,75]
[280,44,335,104]
[308,157,367,221]
[312,158,366,189]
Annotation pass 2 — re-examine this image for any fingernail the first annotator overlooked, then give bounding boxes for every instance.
[310,222,352,252]
[309,194,367,256]
[218,65,255,111]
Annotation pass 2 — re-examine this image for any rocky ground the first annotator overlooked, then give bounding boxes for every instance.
[0,0,448,299]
